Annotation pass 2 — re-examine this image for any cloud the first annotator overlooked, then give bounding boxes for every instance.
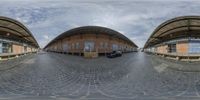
[0,0,200,47]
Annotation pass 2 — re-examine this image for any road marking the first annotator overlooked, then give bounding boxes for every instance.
[154,63,168,73]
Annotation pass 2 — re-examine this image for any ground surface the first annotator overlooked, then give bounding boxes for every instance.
[0,52,200,100]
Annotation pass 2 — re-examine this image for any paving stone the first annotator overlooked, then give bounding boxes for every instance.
[0,52,199,99]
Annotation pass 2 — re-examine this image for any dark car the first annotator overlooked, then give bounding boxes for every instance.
[107,51,122,58]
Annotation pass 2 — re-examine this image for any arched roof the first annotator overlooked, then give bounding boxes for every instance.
[0,16,39,48]
[44,26,138,48]
[144,16,200,48]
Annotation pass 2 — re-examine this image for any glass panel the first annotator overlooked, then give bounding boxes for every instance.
[76,42,79,49]
[100,42,103,48]
[2,42,12,53]
[112,44,118,51]
[84,41,95,52]
[104,42,108,48]
[72,43,75,49]
[63,44,68,52]
[189,40,200,54]
[168,44,176,53]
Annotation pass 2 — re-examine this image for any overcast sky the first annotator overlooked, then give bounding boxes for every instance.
[0,0,200,48]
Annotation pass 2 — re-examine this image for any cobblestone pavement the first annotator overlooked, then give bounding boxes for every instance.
[0,52,200,100]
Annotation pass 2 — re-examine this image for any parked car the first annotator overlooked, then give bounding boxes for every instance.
[107,51,122,58]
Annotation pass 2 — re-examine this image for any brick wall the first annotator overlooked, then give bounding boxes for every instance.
[46,33,137,54]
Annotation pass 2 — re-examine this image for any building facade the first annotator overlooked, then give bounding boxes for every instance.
[144,16,200,60]
[0,16,39,58]
[44,26,138,56]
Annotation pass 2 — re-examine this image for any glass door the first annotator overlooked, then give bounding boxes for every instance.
[84,41,95,52]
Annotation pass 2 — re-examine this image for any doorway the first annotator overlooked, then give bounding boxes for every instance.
[84,41,95,52]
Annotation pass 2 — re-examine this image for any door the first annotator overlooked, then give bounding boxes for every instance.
[84,41,95,52]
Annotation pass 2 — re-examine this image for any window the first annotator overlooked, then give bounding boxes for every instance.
[72,43,75,49]
[112,44,118,51]
[100,42,103,49]
[76,42,79,49]
[100,42,108,49]
[104,42,108,48]
[189,40,200,54]
[168,44,176,53]
[63,43,68,51]
[0,42,12,53]
[84,41,95,52]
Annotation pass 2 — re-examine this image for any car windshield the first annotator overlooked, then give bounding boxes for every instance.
[0,0,200,100]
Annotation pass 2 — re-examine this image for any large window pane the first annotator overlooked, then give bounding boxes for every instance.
[112,44,118,51]
[0,42,12,53]
[75,42,79,49]
[168,44,176,53]
[84,41,95,52]
[63,44,68,52]
[189,40,200,54]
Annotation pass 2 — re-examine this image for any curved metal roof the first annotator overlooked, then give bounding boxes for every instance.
[0,16,39,48]
[144,16,200,48]
[44,26,138,48]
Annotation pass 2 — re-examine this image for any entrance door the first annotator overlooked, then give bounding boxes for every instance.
[84,41,95,52]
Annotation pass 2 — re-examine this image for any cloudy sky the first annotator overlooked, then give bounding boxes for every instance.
[0,0,200,48]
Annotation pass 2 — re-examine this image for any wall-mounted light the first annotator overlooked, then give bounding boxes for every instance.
[6,33,10,36]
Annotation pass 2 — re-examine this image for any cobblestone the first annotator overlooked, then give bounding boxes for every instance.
[0,52,199,99]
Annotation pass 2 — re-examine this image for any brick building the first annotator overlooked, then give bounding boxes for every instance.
[44,26,138,57]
